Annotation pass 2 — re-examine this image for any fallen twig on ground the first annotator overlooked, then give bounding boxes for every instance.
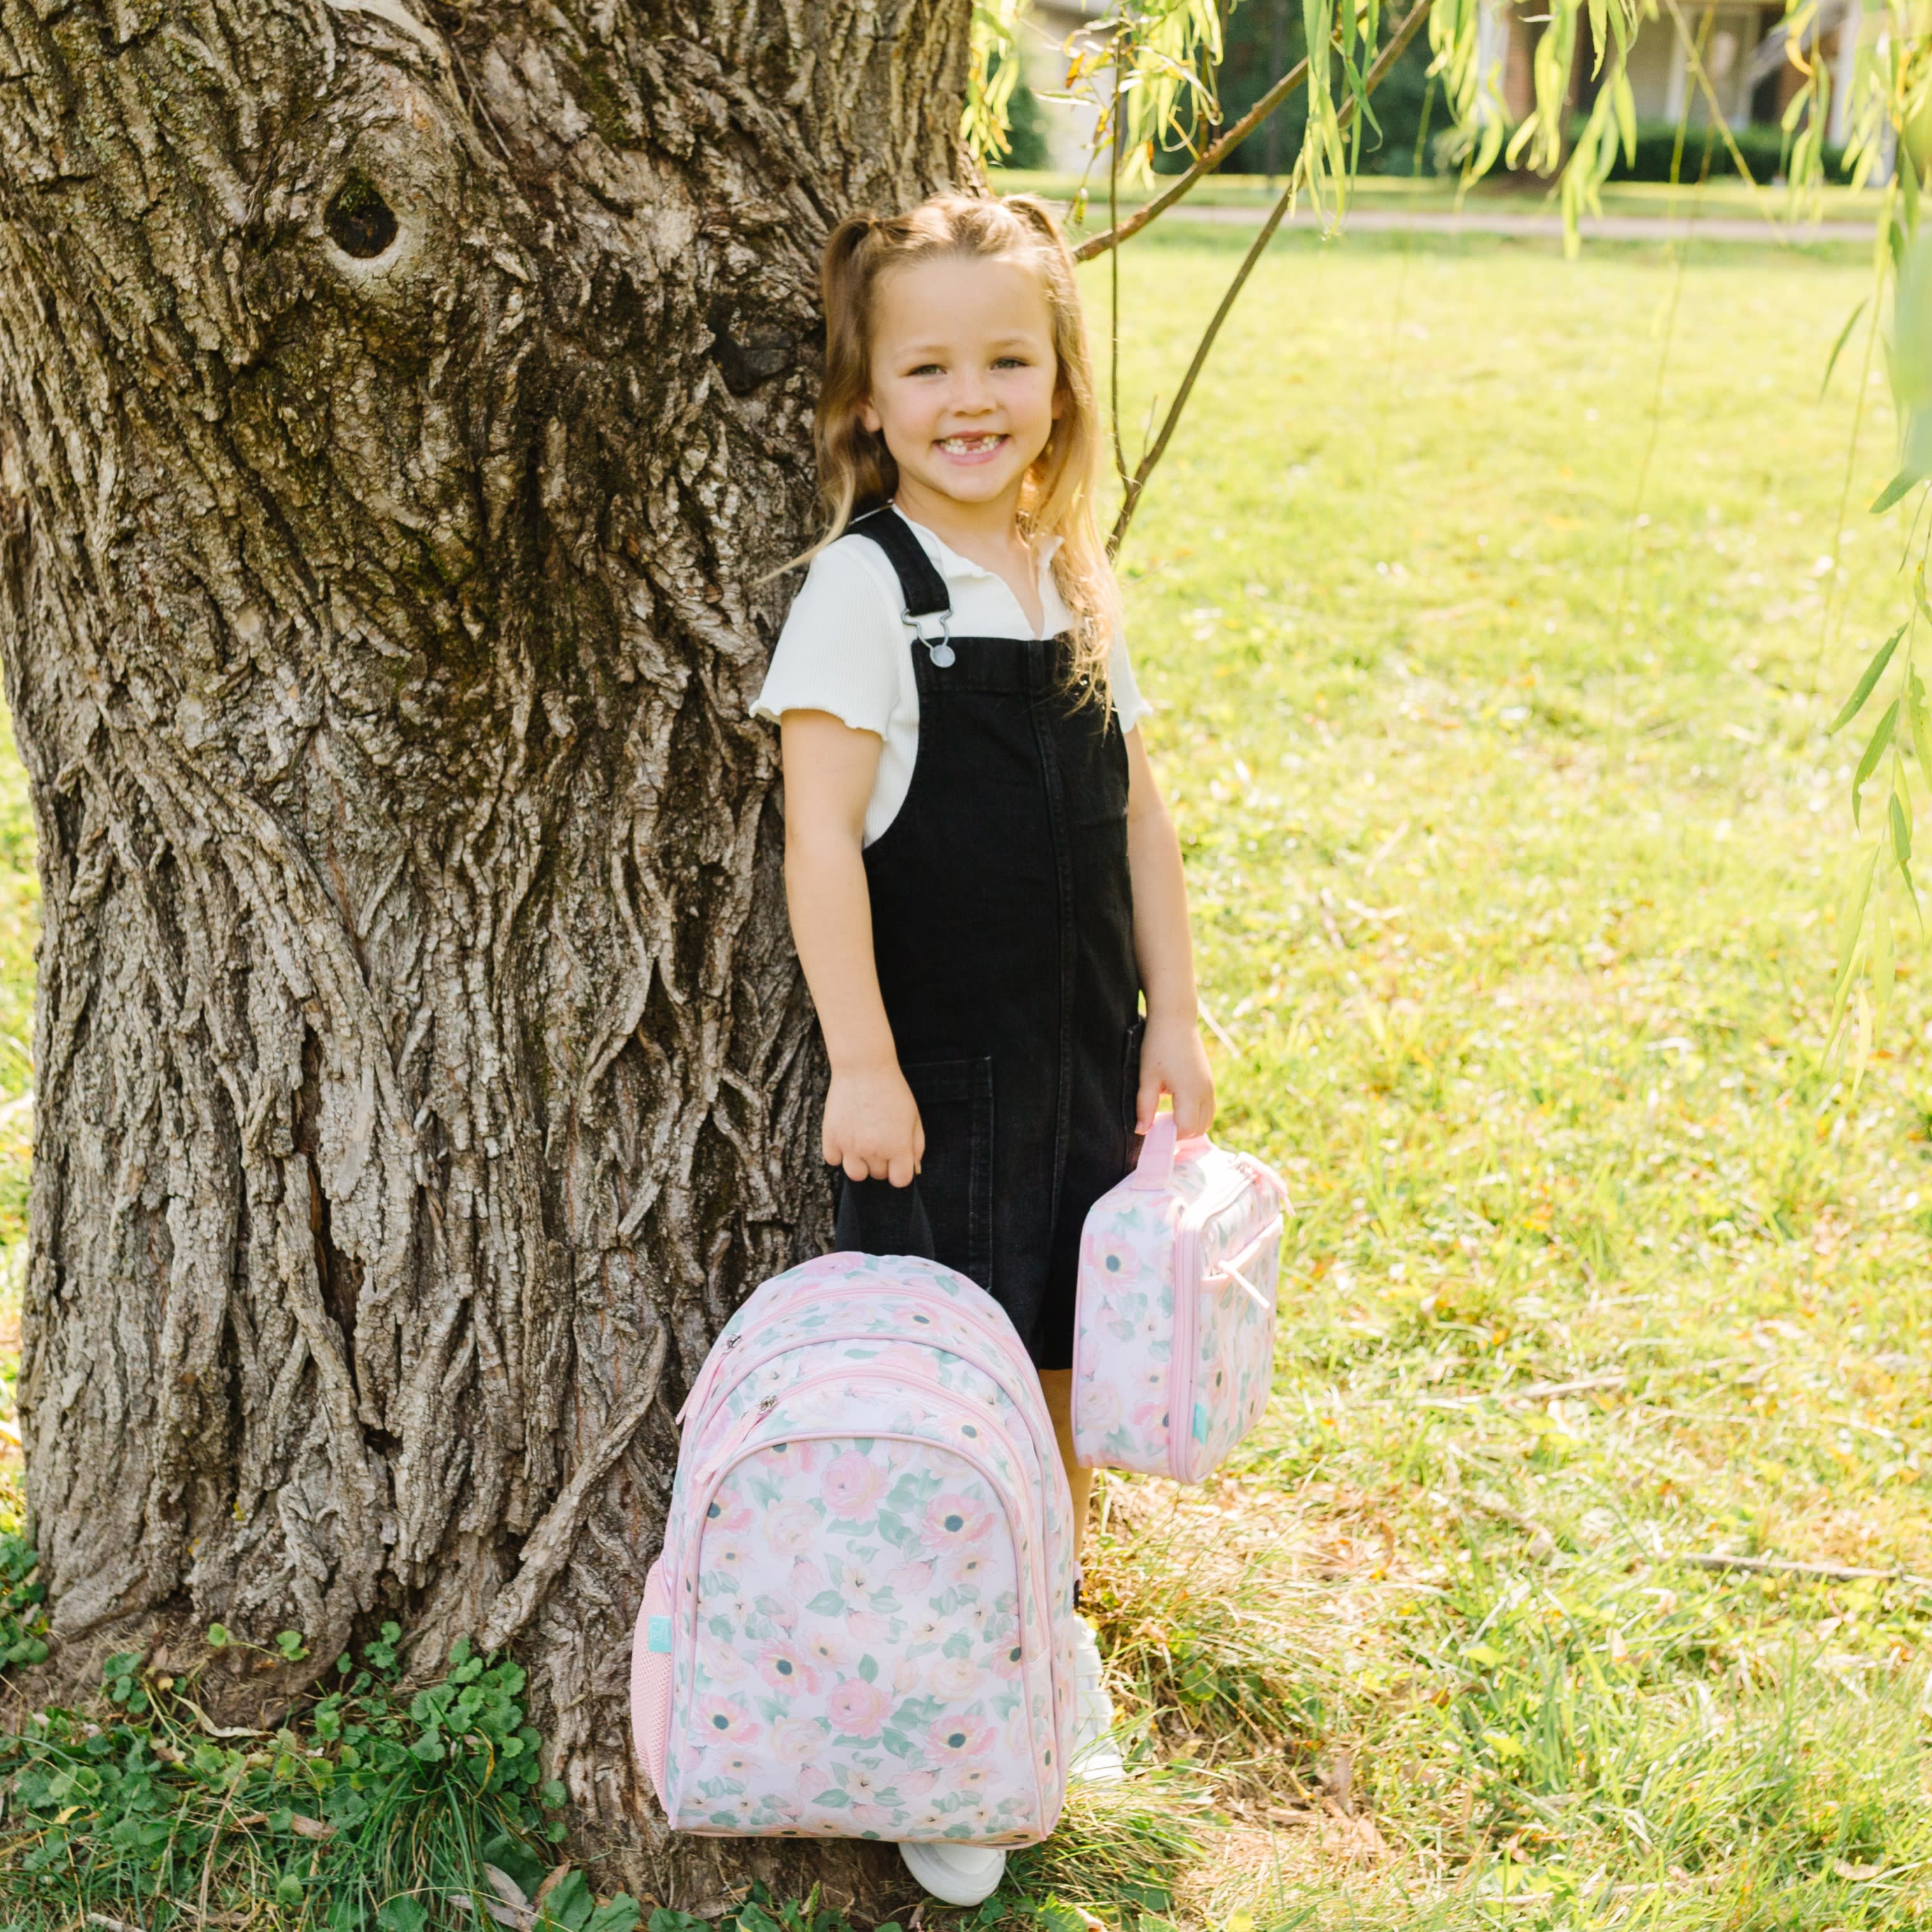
[1675,1552,1932,1589]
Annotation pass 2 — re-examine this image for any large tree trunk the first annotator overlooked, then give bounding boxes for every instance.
[0,0,969,1903]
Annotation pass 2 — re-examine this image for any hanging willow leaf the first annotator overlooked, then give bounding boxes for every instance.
[1910,672,1932,797]
[1829,928,1867,1051]
[1873,884,1896,1024]
[1834,842,1880,1005]
[1892,771,1923,927]
[1828,624,1907,735]
[1612,69,1637,164]
[1871,469,1922,515]
[1821,298,1870,401]
[1852,700,1898,825]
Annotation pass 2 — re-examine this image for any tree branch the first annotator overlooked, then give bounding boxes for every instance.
[1107,0,1431,556]
[1072,0,1429,264]
[1074,53,1313,262]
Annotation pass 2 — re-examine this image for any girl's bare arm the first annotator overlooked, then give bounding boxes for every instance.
[1124,726,1216,1136]
[779,709,925,1184]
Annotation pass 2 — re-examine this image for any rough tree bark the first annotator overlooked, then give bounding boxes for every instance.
[0,0,970,1904]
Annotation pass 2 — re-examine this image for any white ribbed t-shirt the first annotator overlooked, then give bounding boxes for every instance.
[753,515,1152,846]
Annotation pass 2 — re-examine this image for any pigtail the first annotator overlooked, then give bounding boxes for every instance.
[811,214,897,550]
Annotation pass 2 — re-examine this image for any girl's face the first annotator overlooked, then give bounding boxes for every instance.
[860,253,1062,515]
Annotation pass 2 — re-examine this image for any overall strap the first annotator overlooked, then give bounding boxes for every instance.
[847,506,951,625]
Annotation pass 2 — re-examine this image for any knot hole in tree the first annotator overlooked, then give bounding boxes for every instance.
[325,178,399,259]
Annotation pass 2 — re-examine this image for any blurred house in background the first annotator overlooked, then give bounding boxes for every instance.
[1018,0,1109,173]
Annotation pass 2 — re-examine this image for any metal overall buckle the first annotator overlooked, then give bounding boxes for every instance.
[907,610,955,669]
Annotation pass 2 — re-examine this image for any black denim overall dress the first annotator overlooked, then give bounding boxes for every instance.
[830,506,1144,1370]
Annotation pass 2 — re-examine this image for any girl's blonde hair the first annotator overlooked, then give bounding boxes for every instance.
[810,193,1121,696]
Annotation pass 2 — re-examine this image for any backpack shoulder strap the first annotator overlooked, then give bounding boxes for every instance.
[846,506,951,622]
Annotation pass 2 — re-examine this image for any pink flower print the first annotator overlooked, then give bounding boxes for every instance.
[837,1556,885,1600]
[771,1716,825,1762]
[700,1644,748,1685]
[889,1558,936,1594]
[760,1593,800,1633]
[1077,1375,1121,1433]
[927,1715,996,1759]
[827,1677,892,1737]
[1136,1363,1168,1398]
[922,1493,995,1545]
[804,1630,845,1670]
[821,1451,886,1517]
[757,1640,821,1694]
[707,1538,749,1575]
[764,1503,820,1554]
[990,1638,1025,1679]
[907,1616,943,1647]
[695,1696,759,1746]
[849,1802,896,1835]
[940,1545,997,1589]
[898,1768,938,1798]
[704,1588,753,1630]
[762,1439,820,1475]
[720,1751,755,1779]
[705,1491,753,1533]
[790,1557,826,1597]
[930,1655,979,1698]
[846,1610,894,1644]
[893,1656,922,1694]
[1088,1233,1135,1282]
[1131,1399,1169,1430]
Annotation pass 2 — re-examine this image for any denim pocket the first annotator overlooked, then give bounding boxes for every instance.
[1065,714,1130,828]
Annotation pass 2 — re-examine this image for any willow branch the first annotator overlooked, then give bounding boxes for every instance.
[1073,0,1429,263]
[1107,0,1432,556]
[1074,52,1314,260]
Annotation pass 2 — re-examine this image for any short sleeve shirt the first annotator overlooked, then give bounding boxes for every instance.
[752,515,1152,846]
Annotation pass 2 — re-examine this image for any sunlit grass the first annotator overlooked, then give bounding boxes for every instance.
[1033,225,1932,1926]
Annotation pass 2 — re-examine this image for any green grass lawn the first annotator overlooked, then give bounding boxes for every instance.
[0,222,1925,1928]
[1060,224,1932,1927]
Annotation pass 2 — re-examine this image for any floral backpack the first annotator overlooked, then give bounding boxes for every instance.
[630,1251,1077,1845]
[1072,1114,1289,1482]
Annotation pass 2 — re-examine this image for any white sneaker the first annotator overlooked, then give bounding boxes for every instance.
[899,1838,1007,1905]
[1070,1616,1127,1784]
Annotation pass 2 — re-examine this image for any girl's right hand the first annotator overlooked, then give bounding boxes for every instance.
[823,1063,925,1186]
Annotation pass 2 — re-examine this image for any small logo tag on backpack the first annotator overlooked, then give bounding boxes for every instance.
[647,1615,672,1654]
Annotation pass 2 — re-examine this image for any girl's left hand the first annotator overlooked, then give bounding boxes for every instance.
[1136,1011,1216,1139]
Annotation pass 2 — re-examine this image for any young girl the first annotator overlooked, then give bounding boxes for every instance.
[753,194,1214,1904]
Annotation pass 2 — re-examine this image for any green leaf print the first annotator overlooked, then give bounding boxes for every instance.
[858,1654,878,1681]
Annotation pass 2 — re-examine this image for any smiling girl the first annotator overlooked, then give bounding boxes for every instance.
[752,195,1214,1904]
